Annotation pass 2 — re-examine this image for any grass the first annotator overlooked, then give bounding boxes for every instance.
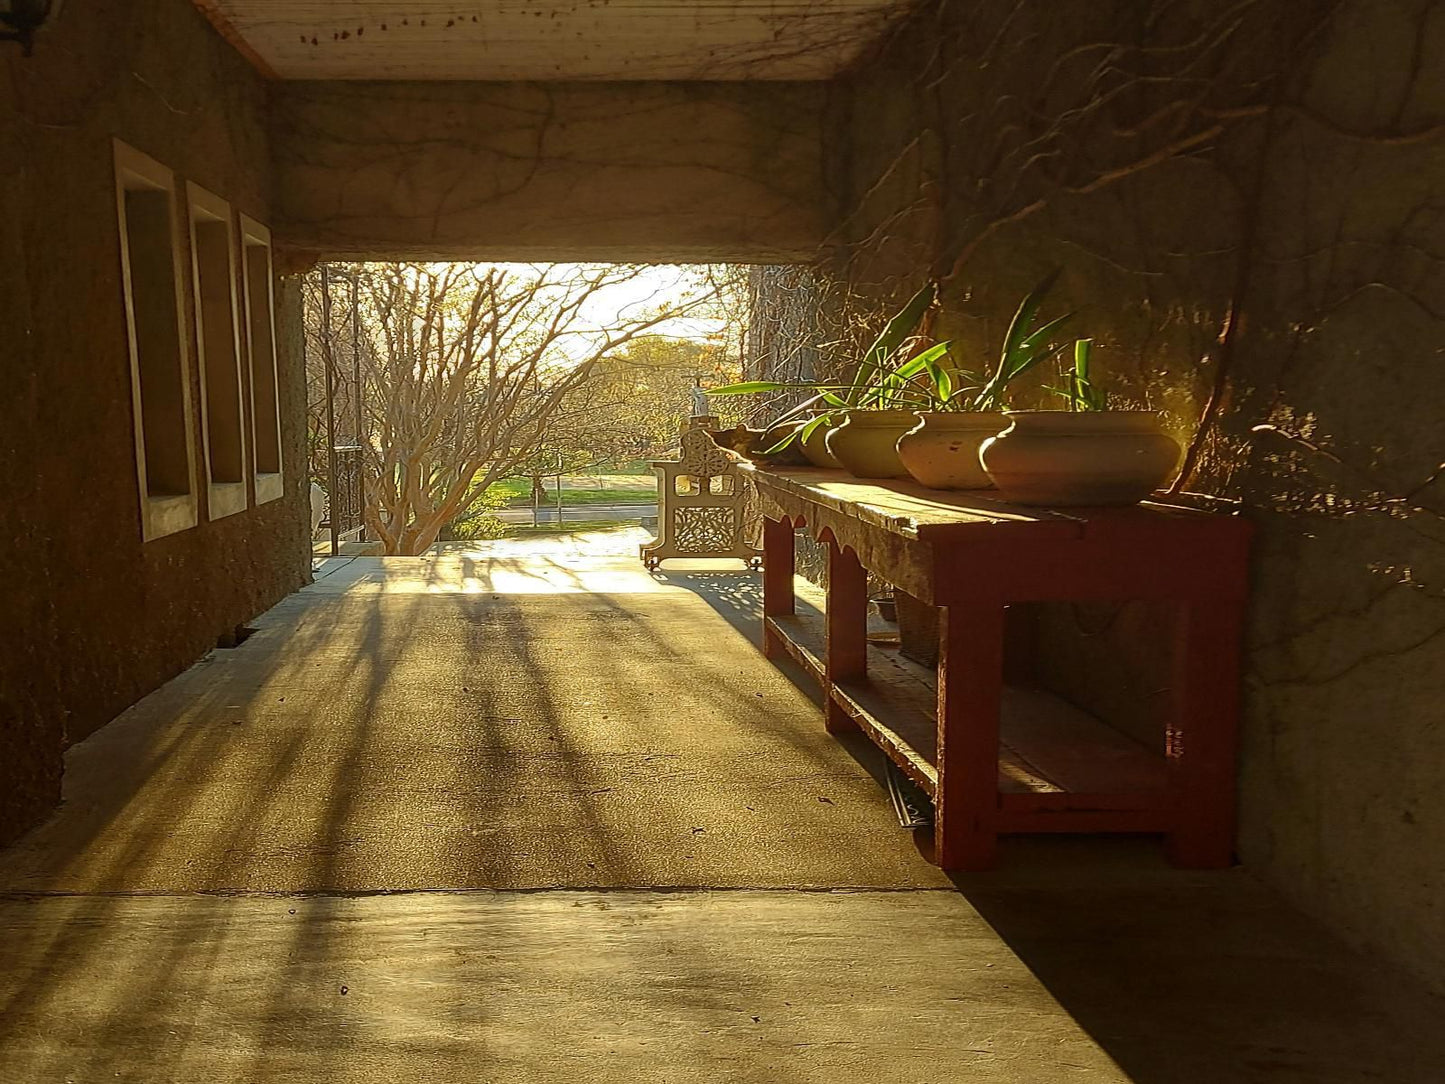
[506,519,648,535]
[488,473,658,507]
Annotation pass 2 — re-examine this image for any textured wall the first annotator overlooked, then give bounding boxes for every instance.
[827,0,1445,989]
[0,0,311,844]
[270,81,826,263]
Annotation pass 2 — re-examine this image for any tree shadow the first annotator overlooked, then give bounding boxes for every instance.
[656,566,1445,1083]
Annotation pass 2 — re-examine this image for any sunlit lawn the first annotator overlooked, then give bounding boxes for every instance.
[506,518,647,535]
[488,473,658,507]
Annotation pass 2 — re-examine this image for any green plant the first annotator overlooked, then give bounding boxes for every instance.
[965,269,1076,410]
[708,272,1079,448]
[447,486,512,541]
[706,280,940,450]
[1048,338,1109,411]
[894,269,1081,413]
[711,280,935,397]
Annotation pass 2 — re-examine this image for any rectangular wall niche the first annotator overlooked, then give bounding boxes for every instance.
[186,183,248,520]
[240,215,284,504]
[113,140,198,541]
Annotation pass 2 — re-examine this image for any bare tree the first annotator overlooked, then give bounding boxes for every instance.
[311,262,724,555]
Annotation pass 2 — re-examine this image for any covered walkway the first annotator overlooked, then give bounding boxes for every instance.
[1,536,1441,1081]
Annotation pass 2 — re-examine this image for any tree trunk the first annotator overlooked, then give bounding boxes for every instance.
[387,513,447,556]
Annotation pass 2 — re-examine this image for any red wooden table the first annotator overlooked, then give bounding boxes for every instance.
[747,466,1253,871]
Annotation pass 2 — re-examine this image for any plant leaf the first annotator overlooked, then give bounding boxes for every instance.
[936,366,953,402]
[862,282,937,368]
[1017,312,1074,356]
[768,392,832,427]
[1074,337,1093,382]
[797,414,833,443]
[999,269,1061,372]
[891,341,951,382]
[974,269,1064,408]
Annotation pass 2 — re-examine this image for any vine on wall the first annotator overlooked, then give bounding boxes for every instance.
[803,0,1442,526]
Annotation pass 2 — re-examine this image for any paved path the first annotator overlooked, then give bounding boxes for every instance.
[2,536,1442,1081]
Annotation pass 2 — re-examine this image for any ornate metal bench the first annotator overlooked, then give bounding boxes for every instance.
[641,427,763,570]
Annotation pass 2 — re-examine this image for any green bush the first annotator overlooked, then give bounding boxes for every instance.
[447,488,513,541]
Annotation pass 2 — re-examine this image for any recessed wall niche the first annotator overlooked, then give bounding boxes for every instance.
[186,182,248,521]
[239,214,284,504]
[113,140,198,541]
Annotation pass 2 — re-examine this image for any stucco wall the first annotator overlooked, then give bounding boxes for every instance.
[270,81,826,263]
[826,0,1445,990]
[0,0,311,844]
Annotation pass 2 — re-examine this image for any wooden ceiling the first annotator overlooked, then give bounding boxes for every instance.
[193,1,913,81]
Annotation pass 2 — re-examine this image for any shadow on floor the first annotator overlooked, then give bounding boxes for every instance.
[4,554,1442,1083]
[662,565,1445,1084]
[649,568,766,644]
[952,836,1445,1083]
[655,568,906,797]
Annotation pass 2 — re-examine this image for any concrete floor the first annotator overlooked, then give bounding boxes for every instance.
[2,534,1442,1081]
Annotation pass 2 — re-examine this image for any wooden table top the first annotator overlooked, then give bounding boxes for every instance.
[745,466,1237,544]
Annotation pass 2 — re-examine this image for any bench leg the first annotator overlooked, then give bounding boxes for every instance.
[761,517,794,659]
[824,541,867,733]
[1166,595,1246,868]
[935,602,1004,871]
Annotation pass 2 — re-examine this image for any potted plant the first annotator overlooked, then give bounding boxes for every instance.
[978,339,1182,505]
[895,271,1075,490]
[708,282,941,478]
[799,417,845,468]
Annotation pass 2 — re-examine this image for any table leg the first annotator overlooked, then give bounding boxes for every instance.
[935,602,1005,871]
[824,541,867,733]
[1166,594,1246,868]
[761,517,795,660]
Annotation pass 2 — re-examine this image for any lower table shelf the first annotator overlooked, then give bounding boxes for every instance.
[766,609,1171,832]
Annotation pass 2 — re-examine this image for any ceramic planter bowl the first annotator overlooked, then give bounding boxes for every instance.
[896,411,1006,490]
[800,415,845,468]
[825,410,916,479]
[979,410,1181,506]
